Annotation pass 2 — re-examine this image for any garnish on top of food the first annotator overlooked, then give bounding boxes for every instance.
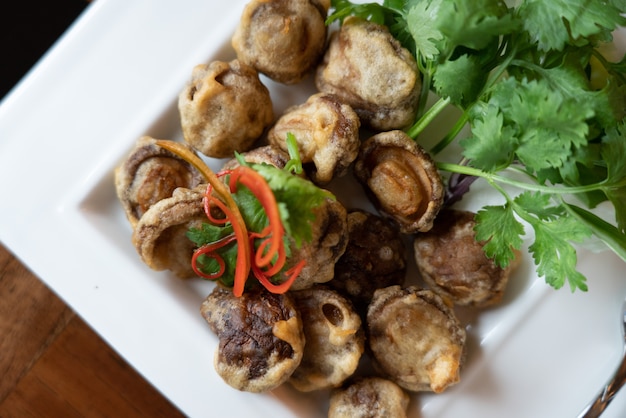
[328,0,626,292]
[156,135,334,297]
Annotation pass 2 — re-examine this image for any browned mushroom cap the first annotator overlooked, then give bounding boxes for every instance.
[232,0,330,84]
[267,93,361,185]
[330,210,406,315]
[288,287,365,392]
[354,130,444,234]
[414,209,521,307]
[178,59,273,158]
[367,286,466,393]
[315,16,421,131]
[328,377,410,418]
[114,136,204,228]
[221,145,291,172]
[200,286,305,393]
[288,197,349,290]
[131,186,205,278]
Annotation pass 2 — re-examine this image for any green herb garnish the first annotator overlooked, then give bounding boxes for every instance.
[329,0,626,291]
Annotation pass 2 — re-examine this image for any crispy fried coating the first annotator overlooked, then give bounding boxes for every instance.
[414,209,521,307]
[367,286,466,393]
[178,59,273,158]
[316,17,421,131]
[268,92,361,185]
[232,0,330,84]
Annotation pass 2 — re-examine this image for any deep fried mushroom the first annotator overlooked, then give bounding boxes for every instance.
[132,186,205,278]
[367,286,466,393]
[114,136,204,228]
[232,0,330,84]
[328,377,410,418]
[178,59,273,158]
[330,210,406,314]
[414,209,521,307]
[267,92,361,185]
[354,130,444,234]
[315,16,421,131]
[288,197,349,290]
[200,286,305,393]
[288,287,364,392]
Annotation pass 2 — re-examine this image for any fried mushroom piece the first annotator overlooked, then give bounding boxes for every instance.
[232,0,330,84]
[288,287,364,392]
[178,59,273,158]
[328,377,410,418]
[354,130,444,234]
[414,209,521,307]
[367,286,466,393]
[330,210,406,315]
[267,93,361,185]
[131,186,205,278]
[315,16,421,131]
[288,197,349,290]
[114,136,204,228]
[200,286,305,393]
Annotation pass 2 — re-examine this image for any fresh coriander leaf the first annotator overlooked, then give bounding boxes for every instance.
[328,0,399,26]
[517,0,626,51]
[252,163,334,247]
[187,223,238,286]
[474,204,524,268]
[557,144,610,209]
[601,122,626,233]
[433,53,488,107]
[491,77,593,172]
[435,0,519,52]
[406,0,444,59]
[461,104,517,171]
[527,214,591,291]
[231,185,270,233]
[187,222,233,246]
[513,191,563,221]
[592,81,626,128]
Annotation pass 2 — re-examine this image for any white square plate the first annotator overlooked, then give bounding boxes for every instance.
[1,0,625,416]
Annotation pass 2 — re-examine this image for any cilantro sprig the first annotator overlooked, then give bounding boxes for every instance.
[329,0,626,291]
[186,134,333,292]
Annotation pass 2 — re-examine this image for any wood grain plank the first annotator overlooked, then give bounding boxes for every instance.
[0,245,75,403]
[0,245,184,417]
[0,317,184,418]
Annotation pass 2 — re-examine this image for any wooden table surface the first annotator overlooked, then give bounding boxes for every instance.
[1,2,183,416]
[0,244,185,417]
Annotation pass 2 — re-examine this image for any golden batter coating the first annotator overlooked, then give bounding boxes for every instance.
[328,377,410,418]
[354,130,444,234]
[414,209,521,307]
[267,92,361,185]
[114,136,203,228]
[232,0,330,84]
[200,286,305,393]
[367,286,466,393]
[178,59,273,158]
[132,186,205,278]
[288,287,364,392]
[315,16,421,131]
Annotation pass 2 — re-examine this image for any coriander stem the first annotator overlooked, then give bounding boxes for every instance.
[414,59,434,122]
[430,112,469,155]
[406,96,451,139]
[437,162,607,195]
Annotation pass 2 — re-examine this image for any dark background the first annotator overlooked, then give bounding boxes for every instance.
[1,1,89,100]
